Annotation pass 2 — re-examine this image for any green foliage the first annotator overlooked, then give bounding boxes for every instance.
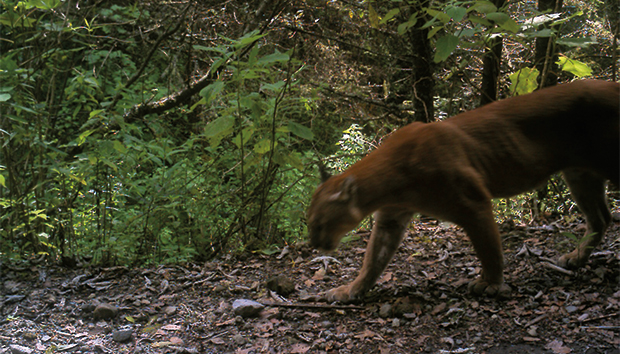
[508,68,540,95]
[556,56,593,77]
[0,2,318,266]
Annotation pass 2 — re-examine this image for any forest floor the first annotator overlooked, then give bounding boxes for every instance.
[1,218,619,354]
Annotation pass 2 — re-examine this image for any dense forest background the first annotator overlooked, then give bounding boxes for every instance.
[1,0,618,267]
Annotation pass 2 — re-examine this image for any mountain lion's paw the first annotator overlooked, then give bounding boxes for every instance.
[557,251,586,269]
[468,278,511,299]
[325,285,357,303]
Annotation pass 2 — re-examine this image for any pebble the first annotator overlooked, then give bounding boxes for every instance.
[379,303,392,318]
[93,303,119,320]
[163,306,177,316]
[232,299,264,318]
[112,329,133,343]
[233,334,246,345]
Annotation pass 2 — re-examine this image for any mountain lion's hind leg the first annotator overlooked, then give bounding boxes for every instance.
[558,169,611,269]
[325,208,413,302]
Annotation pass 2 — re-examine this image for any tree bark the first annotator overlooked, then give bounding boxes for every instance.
[535,0,564,88]
[480,0,506,105]
[407,0,434,123]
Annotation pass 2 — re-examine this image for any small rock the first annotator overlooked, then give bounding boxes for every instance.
[93,303,118,320]
[565,305,578,314]
[379,303,392,318]
[112,329,133,343]
[170,336,184,345]
[232,334,246,345]
[163,306,177,316]
[265,275,296,296]
[232,299,264,318]
[10,344,33,354]
[391,318,401,327]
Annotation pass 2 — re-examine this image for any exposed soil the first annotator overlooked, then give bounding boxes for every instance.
[1,219,619,354]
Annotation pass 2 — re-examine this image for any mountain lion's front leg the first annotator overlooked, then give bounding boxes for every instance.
[325,208,413,302]
[459,203,512,298]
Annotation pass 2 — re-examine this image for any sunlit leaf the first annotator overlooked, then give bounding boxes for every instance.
[368,3,380,29]
[508,68,539,96]
[254,139,276,154]
[557,56,592,77]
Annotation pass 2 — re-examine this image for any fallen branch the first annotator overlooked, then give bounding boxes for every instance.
[259,301,364,310]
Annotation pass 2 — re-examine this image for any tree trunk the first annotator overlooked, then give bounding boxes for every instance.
[535,0,564,88]
[480,0,506,105]
[407,0,434,123]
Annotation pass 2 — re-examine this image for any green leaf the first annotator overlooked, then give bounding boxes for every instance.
[257,51,290,65]
[486,12,509,24]
[368,3,380,28]
[232,126,256,148]
[235,30,268,49]
[485,12,520,33]
[380,8,400,24]
[508,68,539,96]
[200,80,225,104]
[446,6,467,22]
[280,152,304,170]
[434,35,459,63]
[498,18,520,33]
[426,9,451,24]
[254,139,276,154]
[468,1,497,14]
[556,36,597,48]
[288,122,314,140]
[261,81,286,92]
[556,57,592,77]
[397,12,418,35]
[468,14,492,26]
[0,174,5,188]
[204,116,235,147]
[113,140,127,154]
[0,93,10,102]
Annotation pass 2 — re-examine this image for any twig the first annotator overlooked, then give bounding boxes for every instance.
[525,314,547,327]
[541,261,574,276]
[259,301,364,310]
[572,312,619,324]
[580,326,620,330]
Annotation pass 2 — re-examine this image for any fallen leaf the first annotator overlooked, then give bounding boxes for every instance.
[312,268,326,280]
[378,271,392,284]
[546,340,572,354]
[210,337,226,344]
[290,343,310,353]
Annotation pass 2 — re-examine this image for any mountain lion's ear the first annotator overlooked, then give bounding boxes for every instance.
[318,162,332,183]
[339,176,357,202]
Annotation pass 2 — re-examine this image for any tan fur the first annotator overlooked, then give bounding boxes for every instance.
[307,80,620,301]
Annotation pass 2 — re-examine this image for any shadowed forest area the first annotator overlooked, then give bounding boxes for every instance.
[0,0,619,353]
